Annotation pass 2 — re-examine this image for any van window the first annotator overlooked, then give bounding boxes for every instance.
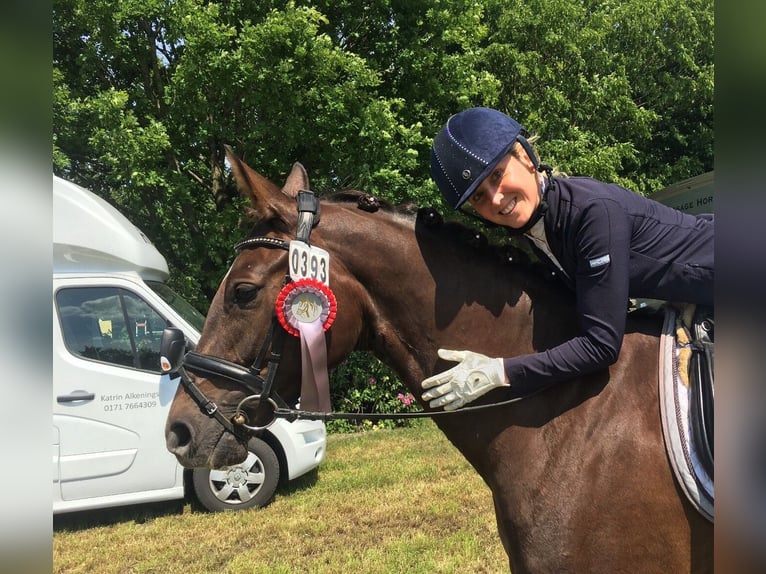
[145,280,206,332]
[56,287,170,372]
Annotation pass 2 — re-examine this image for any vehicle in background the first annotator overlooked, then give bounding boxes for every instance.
[53,175,326,513]
[650,171,714,215]
[630,171,714,314]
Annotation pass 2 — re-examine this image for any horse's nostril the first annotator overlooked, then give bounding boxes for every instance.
[167,422,192,454]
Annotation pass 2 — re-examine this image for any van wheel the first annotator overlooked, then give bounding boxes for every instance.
[191,437,280,511]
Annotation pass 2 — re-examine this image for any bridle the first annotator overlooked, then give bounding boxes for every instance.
[166,190,530,442]
[167,190,319,440]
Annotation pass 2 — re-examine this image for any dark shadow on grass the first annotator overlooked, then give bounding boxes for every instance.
[54,469,323,528]
[53,499,187,532]
[278,467,319,497]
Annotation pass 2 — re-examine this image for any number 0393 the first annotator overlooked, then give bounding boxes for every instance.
[288,241,330,286]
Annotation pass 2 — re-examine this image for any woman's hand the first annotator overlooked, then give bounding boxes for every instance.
[421,349,509,411]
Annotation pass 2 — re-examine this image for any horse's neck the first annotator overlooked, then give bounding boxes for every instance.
[327,213,440,379]
[326,206,611,499]
[327,208,566,389]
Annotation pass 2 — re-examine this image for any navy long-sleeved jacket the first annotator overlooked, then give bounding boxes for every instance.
[503,176,714,394]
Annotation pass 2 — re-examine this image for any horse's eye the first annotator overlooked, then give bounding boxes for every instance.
[234,283,261,305]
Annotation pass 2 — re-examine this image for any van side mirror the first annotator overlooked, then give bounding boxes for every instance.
[160,327,188,373]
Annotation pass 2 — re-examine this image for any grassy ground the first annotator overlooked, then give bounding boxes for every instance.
[53,421,509,573]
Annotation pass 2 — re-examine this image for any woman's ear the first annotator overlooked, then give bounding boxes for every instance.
[519,147,537,172]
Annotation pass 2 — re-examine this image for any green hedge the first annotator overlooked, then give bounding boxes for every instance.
[328,352,420,433]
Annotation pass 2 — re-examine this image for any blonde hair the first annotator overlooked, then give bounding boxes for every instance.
[510,135,566,178]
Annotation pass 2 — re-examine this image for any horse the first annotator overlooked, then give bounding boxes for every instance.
[165,148,713,573]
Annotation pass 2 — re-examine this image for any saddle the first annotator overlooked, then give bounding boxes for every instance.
[658,303,715,522]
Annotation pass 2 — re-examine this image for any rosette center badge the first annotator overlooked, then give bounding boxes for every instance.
[291,291,324,323]
[276,278,337,337]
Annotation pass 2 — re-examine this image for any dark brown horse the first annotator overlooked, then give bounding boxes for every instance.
[165,150,712,573]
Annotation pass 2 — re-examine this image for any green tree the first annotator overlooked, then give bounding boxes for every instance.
[480,0,713,193]
[53,0,420,307]
[54,0,713,426]
[309,0,501,205]
[54,0,714,305]
[603,0,714,188]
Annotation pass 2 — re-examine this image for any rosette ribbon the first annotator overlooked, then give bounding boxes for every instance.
[275,278,337,412]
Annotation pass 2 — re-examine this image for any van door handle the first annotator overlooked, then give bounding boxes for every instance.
[57,390,96,403]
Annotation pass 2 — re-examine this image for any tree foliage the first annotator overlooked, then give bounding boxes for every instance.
[54,0,713,307]
[53,0,712,425]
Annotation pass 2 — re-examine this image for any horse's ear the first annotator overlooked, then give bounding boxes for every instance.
[281,162,309,199]
[224,145,287,219]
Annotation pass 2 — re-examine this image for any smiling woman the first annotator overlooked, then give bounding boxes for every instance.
[465,145,542,229]
[427,106,713,402]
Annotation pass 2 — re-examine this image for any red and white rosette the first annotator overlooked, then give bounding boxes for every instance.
[275,278,337,338]
[275,278,337,413]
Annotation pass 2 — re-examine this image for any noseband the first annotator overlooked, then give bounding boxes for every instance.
[174,191,530,441]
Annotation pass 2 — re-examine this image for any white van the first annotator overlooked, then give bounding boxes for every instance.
[53,176,326,513]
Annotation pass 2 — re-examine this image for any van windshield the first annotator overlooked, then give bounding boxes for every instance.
[145,281,206,333]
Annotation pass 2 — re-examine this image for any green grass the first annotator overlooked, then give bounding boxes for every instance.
[53,420,509,573]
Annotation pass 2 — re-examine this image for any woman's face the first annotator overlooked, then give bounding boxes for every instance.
[467,148,540,228]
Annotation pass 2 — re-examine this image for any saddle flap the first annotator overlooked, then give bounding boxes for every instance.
[659,304,714,522]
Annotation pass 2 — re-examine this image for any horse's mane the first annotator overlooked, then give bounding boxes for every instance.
[325,189,416,215]
[243,186,554,281]
[325,189,556,280]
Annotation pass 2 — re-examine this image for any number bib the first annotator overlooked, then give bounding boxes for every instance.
[289,241,330,286]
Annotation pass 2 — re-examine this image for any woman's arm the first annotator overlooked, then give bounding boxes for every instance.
[503,197,632,395]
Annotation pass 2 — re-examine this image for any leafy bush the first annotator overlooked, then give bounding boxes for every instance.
[328,351,420,433]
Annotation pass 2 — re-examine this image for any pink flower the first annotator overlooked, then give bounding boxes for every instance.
[397,392,414,406]
[368,377,377,385]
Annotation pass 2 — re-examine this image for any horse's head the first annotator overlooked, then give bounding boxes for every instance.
[165,148,366,468]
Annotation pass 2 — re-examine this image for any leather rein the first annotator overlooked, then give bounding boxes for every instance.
[174,190,528,440]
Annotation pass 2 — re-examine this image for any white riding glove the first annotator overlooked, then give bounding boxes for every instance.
[421,349,509,411]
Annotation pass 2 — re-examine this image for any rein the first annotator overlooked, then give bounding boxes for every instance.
[172,191,529,439]
[273,394,532,422]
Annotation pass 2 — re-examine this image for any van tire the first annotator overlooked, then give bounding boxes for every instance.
[191,437,280,511]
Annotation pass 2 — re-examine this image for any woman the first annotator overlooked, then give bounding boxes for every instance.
[422,107,713,410]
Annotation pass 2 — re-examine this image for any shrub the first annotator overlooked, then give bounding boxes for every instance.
[328,351,420,433]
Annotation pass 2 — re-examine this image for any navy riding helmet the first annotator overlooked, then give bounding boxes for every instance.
[430,107,540,209]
